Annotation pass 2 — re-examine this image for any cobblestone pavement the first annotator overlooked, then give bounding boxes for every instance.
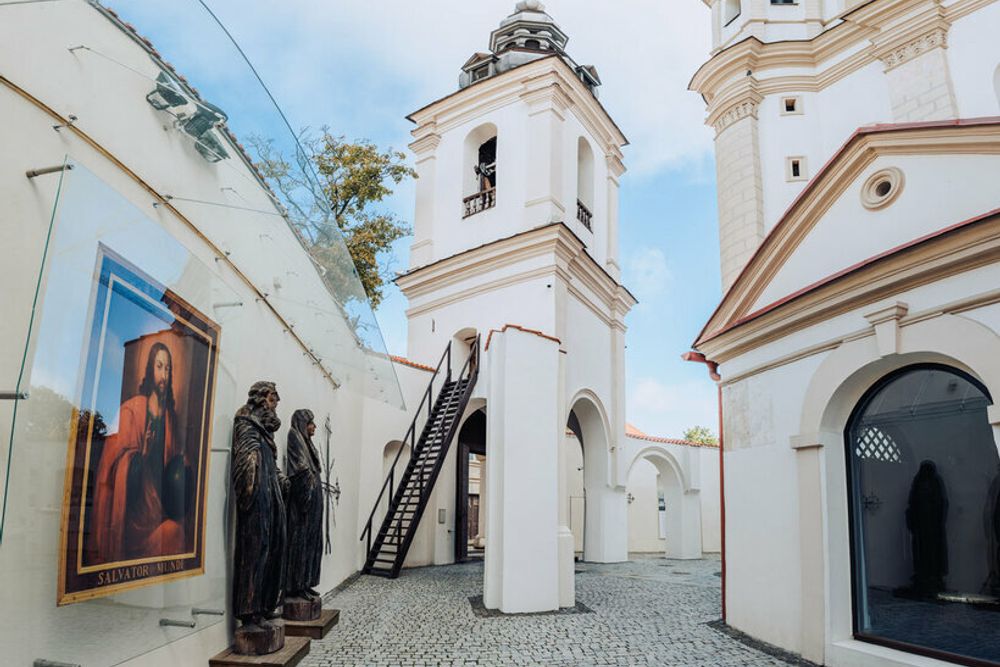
[305,556,799,667]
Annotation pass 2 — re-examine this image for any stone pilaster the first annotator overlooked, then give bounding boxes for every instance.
[709,92,765,292]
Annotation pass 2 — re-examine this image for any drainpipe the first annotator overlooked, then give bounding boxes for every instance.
[681,351,725,622]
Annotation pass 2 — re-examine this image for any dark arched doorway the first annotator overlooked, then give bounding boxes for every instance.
[846,363,1000,664]
[455,407,486,562]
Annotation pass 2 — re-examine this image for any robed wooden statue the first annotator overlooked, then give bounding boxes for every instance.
[231,381,288,655]
[283,409,325,621]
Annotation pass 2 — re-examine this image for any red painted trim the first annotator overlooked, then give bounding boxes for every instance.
[683,352,726,621]
[389,355,435,373]
[681,351,721,381]
[693,117,1000,347]
[698,205,1000,345]
[483,323,562,351]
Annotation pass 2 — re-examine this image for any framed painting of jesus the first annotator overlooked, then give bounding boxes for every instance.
[58,244,221,605]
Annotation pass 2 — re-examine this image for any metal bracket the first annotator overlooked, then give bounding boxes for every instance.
[191,607,225,617]
[34,660,82,667]
[0,391,29,401]
[159,618,196,629]
[26,164,73,179]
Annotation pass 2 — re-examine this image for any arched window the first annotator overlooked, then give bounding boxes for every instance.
[723,0,741,26]
[845,364,1000,664]
[576,137,594,232]
[462,123,497,218]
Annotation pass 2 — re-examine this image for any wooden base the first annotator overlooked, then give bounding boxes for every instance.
[209,636,310,667]
[233,619,285,656]
[284,609,340,640]
[283,595,322,621]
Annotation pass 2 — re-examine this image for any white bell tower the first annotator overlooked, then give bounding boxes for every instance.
[398,1,635,614]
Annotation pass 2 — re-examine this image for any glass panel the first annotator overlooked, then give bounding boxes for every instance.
[98,0,403,409]
[2,160,241,665]
[848,365,1000,664]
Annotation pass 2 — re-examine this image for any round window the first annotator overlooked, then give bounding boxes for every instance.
[861,167,904,210]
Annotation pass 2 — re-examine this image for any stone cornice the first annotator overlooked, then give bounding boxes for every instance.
[709,89,763,135]
[873,20,949,71]
[407,55,628,156]
[397,222,635,320]
[408,131,441,157]
[690,0,992,112]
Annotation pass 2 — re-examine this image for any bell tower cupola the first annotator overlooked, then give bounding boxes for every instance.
[459,1,601,96]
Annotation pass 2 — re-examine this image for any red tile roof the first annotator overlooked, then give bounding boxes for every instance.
[625,422,718,449]
[389,355,435,373]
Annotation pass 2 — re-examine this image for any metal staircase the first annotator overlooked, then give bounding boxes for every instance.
[361,336,480,578]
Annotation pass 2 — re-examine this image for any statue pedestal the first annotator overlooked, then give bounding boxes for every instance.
[285,608,340,640]
[283,596,322,621]
[234,619,285,656]
[209,636,309,667]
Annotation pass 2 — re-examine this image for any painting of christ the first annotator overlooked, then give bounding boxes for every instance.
[58,245,220,605]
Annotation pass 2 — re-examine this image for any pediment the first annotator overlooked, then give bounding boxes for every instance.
[696,119,1000,352]
[461,52,495,71]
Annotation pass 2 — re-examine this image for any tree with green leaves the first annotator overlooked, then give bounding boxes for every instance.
[683,425,718,446]
[251,129,415,309]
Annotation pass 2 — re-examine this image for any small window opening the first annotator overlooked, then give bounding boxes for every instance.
[875,180,892,197]
[786,156,807,181]
[780,96,802,115]
[771,0,796,4]
[524,39,541,50]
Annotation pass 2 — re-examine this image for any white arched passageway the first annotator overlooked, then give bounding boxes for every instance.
[622,442,703,560]
[566,390,629,564]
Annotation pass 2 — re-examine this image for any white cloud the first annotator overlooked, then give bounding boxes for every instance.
[204,0,715,174]
[626,247,671,301]
[627,376,717,440]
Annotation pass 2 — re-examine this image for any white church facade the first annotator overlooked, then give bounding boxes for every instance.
[691,0,1000,665]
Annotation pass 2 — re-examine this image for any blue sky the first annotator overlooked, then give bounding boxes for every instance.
[139,0,723,438]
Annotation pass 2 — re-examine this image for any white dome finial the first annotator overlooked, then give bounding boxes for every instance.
[515,0,545,12]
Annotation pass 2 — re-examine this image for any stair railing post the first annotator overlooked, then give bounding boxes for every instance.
[447,342,452,382]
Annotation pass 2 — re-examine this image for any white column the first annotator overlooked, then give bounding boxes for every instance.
[483,327,561,613]
[557,434,576,607]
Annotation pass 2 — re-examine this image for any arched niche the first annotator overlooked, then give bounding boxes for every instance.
[576,137,595,218]
[463,122,498,198]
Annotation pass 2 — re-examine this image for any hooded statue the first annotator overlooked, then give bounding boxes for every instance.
[231,381,287,634]
[284,409,324,602]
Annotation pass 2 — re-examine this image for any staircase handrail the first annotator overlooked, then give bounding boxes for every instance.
[360,340,454,549]
[414,335,479,502]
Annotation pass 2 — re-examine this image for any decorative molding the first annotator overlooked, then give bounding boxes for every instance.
[876,26,948,72]
[697,208,1000,364]
[690,0,996,115]
[407,55,628,157]
[408,132,441,156]
[710,91,763,135]
[864,301,909,357]
[714,99,759,134]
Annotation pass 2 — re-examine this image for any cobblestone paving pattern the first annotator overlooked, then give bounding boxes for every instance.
[306,556,797,666]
